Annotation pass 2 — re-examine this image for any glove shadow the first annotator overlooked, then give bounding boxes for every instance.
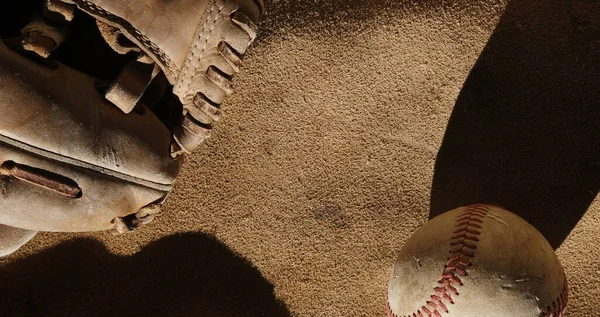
[0,233,291,317]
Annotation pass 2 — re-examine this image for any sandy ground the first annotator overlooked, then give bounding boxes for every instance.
[1,0,600,316]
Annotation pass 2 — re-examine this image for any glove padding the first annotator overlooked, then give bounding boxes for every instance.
[61,0,264,155]
[0,40,181,233]
[0,0,264,256]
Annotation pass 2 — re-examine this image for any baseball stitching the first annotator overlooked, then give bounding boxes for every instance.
[542,279,568,317]
[386,204,568,317]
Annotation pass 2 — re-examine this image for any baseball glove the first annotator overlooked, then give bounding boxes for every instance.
[0,0,264,256]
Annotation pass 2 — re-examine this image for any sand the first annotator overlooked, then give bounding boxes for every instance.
[1,0,599,316]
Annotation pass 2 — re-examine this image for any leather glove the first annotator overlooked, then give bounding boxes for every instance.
[0,0,264,256]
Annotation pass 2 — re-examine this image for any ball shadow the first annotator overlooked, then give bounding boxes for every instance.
[430,0,600,249]
[0,233,291,317]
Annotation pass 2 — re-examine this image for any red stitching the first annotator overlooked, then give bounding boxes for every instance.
[387,204,490,317]
[387,204,569,317]
[540,279,568,317]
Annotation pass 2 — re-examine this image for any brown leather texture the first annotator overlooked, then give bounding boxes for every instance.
[0,41,182,232]
[1,1,599,316]
[0,0,265,252]
[65,0,262,82]
[0,140,169,232]
[0,225,37,257]
[64,0,264,154]
[387,205,567,317]
[0,43,181,188]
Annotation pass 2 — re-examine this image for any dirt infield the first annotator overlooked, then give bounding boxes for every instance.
[2,0,599,316]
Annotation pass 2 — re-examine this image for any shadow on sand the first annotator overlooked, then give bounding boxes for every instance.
[430,0,600,248]
[0,233,291,317]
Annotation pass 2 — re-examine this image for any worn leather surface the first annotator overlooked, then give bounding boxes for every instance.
[2,0,599,316]
[0,41,181,232]
[67,0,211,81]
[387,205,566,317]
[0,140,168,232]
[0,225,36,257]
[66,0,265,154]
[0,0,265,250]
[0,42,181,188]
[66,0,261,87]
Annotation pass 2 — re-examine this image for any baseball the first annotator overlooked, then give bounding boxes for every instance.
[387,204,568,317]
